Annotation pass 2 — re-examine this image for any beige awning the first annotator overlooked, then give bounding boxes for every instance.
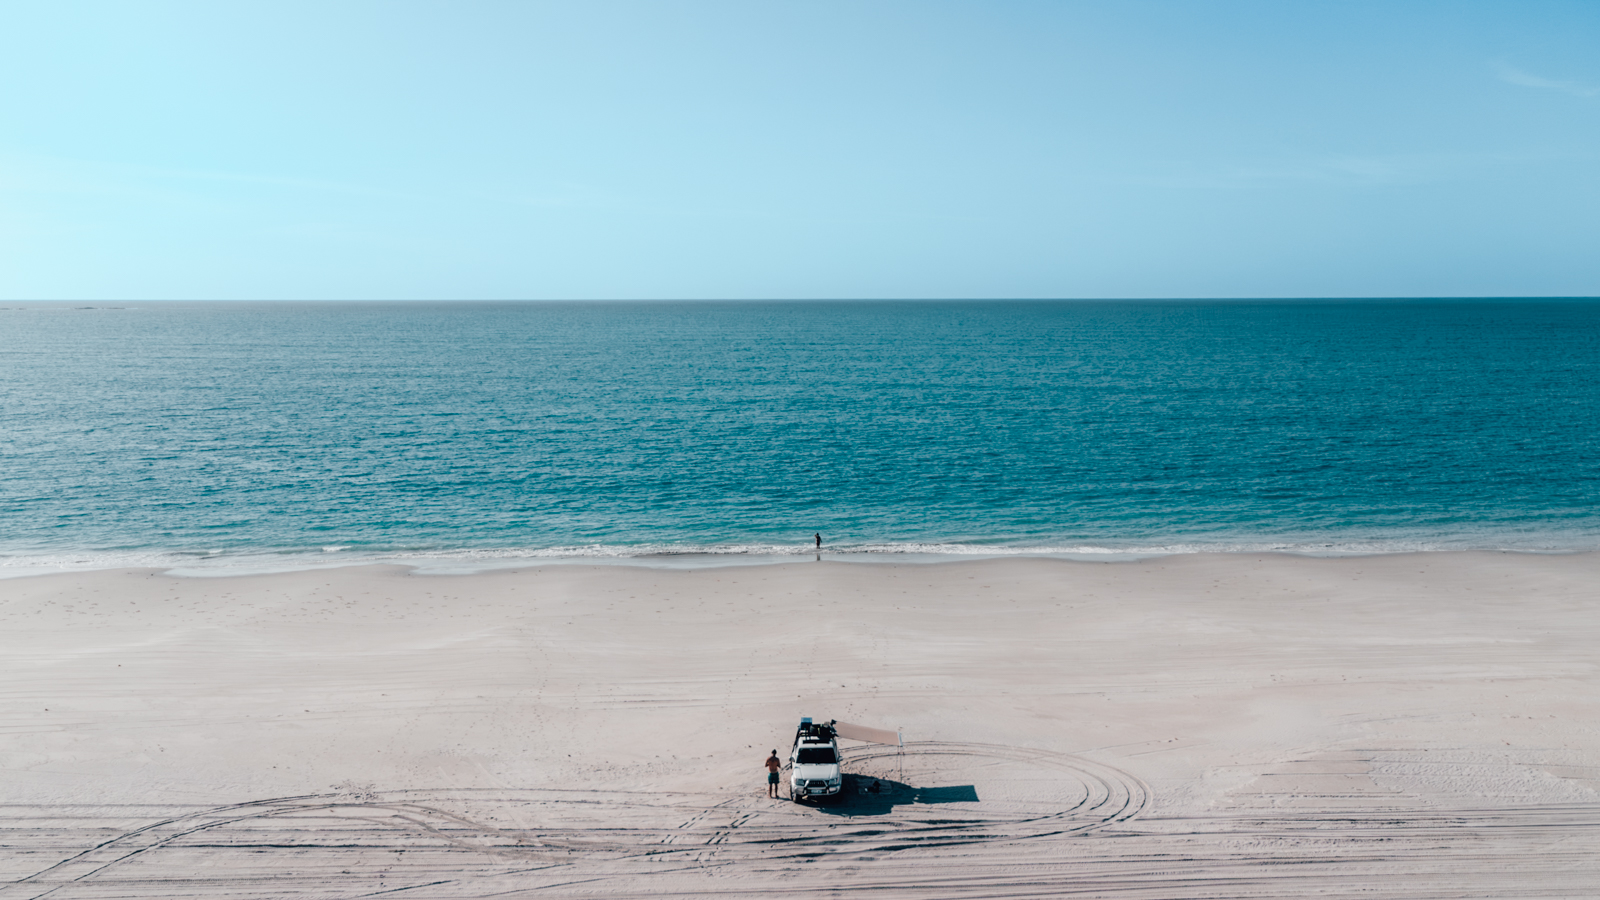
[834,722,902,745]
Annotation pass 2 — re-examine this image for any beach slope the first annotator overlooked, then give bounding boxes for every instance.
[3,553,1598,897]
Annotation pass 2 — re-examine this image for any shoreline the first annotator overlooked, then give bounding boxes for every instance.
[4,541,1598,580]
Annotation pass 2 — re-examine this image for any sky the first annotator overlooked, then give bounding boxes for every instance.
[2,1,1597,300]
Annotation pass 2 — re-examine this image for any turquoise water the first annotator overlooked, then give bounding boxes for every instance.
[3,300,1598,571]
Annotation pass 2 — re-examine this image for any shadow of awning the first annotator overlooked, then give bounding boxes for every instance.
[912,785,980,804]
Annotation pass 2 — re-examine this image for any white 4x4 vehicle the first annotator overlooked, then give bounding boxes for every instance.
[789,718,842,801]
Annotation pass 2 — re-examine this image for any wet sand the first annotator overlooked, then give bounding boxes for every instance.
[3,553,1598,898]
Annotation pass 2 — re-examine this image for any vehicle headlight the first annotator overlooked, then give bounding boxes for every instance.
[827,776,841,786]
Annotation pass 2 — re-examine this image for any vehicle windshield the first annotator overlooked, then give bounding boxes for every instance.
[796,747,837,764]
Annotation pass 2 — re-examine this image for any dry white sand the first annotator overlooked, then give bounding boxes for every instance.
[3,553,1599,898]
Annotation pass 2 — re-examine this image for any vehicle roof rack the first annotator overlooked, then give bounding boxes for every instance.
[794,718,838,744]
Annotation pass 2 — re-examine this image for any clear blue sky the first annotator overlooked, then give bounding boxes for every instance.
[3,1,1597,300]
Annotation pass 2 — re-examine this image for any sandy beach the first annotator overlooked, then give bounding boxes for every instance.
[3,552,1598,898]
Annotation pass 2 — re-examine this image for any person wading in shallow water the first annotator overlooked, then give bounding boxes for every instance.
[815,533,822,550]
[766,750,783,797]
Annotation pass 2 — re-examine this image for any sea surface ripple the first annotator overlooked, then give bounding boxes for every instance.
[3,300,1598,573]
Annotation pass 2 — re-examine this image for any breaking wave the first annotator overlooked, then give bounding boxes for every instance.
[3,532,1596,578]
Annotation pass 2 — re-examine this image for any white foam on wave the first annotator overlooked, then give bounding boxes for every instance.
[2,533,1597,579]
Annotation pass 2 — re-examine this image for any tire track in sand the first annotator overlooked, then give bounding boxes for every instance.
[0,741,1146,897]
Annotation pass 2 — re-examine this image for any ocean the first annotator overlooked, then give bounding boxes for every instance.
[3,299,1597,574]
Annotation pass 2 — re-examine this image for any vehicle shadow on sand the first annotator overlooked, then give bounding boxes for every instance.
[801,774,980,817]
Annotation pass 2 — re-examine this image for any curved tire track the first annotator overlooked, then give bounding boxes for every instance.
[2,742,1150,898]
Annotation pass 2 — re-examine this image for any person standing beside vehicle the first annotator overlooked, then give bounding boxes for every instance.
[765,749,783,797]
